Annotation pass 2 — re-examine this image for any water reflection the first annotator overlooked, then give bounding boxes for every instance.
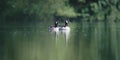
[60,28,70,46]
[49,27,71,46]
[0,22,120,60]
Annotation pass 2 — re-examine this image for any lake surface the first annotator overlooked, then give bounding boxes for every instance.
[0,22,120,60]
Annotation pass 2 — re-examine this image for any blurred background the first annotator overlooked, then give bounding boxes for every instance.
[0,0,120,60]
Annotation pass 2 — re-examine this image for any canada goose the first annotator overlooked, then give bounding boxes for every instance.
[49,21,59,32]
[59,20,70,31]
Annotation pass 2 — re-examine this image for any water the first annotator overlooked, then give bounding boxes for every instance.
[0,22,120,60]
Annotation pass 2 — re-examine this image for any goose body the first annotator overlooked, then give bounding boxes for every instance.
[59,26,70,31]
[49,26,59,32]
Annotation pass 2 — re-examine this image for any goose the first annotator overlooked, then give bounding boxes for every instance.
[59,20,70,31]
[49,21,59,32]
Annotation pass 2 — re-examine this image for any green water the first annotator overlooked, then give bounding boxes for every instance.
[0,22,120,60]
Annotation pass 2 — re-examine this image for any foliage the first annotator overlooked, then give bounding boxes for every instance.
[0,0,78,23]
[56,6,79,17]
[76,0,120,21]
[0,0,120,23]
